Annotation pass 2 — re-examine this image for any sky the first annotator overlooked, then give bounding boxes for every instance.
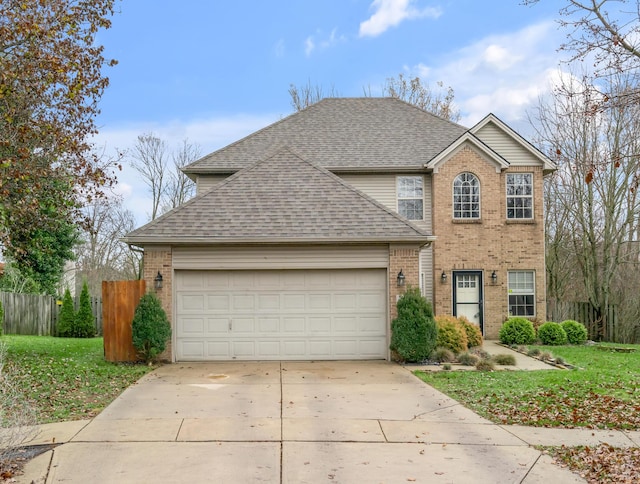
[93,0,571,225]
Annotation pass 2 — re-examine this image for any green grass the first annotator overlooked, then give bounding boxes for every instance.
[415,344,640,429]
[2,335,154,423]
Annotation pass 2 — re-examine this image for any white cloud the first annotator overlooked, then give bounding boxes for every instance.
[359,0,442,38]
[305,36,315,56]
[274,39,285,58]
[406,21,569,128]
[304,28,346,57]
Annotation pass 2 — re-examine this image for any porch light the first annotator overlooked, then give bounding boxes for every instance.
[491,270,498,284]
[154,271,163,290]
[440,271,447,283]
[396,270,406,287]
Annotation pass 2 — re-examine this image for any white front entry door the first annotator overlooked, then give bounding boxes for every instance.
[453,271,483,333]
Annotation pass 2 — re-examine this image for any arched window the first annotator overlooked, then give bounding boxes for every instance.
[453,172,480,219]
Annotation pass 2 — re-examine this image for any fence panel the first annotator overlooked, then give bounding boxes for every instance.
[547,299,617,341]
[102,280,146,362]
[0,292,55,336]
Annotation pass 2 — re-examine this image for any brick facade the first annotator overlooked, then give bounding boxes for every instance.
[388,244,422,322]
[142,246,173,361]
[432,145,546,338]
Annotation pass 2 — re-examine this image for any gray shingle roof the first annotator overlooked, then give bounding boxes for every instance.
[124,148,431,245]
[184,98,467,174]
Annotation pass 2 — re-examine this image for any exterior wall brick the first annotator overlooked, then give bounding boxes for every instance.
[432,145,547,338]
[389,244,421,322]
[142,246,173,361]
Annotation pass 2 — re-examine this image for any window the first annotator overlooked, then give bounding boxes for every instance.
[506,173,533,219]
[397,176,423,220]
[453,172,480,219]
[508,271,535,316]
[457,274,477,289]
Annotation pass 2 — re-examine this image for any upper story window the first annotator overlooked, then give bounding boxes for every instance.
[397,176,423,220]
[453,172,480,219]
[506,173,533,219]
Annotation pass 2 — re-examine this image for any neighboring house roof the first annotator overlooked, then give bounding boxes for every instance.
[183,97,468,174]
[124,148,432,246]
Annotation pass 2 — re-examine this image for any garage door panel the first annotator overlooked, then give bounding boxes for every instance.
[176,269,387,361]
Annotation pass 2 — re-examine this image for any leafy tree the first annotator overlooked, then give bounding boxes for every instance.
[132,293,171,363]
[0,0,119,262]
[390,287,437,362]
[56,288,76,337]
[0,261,40,294]
[75,281,96,338]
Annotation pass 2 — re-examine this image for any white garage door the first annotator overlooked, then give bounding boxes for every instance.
[175,269,387,361]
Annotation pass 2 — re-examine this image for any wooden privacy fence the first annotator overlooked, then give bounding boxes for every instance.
[0,291,104,336]
[102,280,146,362]
[0,292,55,335]
[547,299,617,341]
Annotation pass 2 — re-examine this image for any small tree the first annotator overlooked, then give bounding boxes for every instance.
[75,282,96,338]
[56,288,76,337]
[132,293,171,363]
[390,287,437,362]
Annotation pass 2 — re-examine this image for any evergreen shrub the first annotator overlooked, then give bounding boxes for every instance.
[389,287,437,363]
[132,293,172,363]
[561,320,588,345]
[56,288,76,337]
[74,282,96,338]
[434,315,468,354]
[537,321,567,346]
[498,317,536,345]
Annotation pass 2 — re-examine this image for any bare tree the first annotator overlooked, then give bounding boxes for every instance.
[525,0,640,105]
[377,74,460,122]
[532,71,640,340]
[162,139,199,212]
[75,197,140,295]
[289,80,340,111]
[130,134,168,221]
[289,75,460,122]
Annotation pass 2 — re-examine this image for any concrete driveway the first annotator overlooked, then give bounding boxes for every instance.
[25,361,584,483]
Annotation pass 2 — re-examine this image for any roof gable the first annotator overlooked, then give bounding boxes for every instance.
[470,114,556,172]
[426,132,510,174]
[184,98,467,174]
[125,148,431,245]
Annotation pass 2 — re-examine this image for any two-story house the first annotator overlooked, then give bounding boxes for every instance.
[124,98,555,361]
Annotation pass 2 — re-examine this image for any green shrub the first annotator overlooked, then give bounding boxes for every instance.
[457,351,480,366]
[537,322,568,346]
[132,292,172,363]
[74,282,96,338]
[56,288,76,337]
[0,299,3,336]
[499,317,536,345]
[434,316,468,354]
[475,359,495,371]
[442,363,452,371]
[458,316,483,348]
[561,320,588,345]
[492,354,516,366]
[390,287,437,363]
[431,347,455,363]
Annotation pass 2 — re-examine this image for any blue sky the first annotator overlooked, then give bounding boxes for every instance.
[94,0,569,223]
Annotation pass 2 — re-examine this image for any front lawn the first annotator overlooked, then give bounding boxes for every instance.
[415,344,640,429]
[2,336,154,423]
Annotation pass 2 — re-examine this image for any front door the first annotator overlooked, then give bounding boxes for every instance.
[453,271,483,333]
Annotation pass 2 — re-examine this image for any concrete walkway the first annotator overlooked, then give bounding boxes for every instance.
[15,345,635,483]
